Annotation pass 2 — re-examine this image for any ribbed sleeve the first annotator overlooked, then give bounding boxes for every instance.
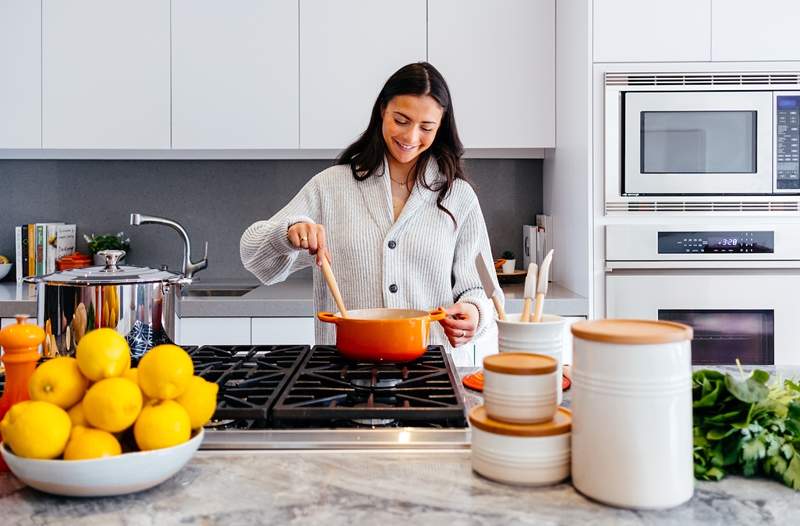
[240,160,503,355]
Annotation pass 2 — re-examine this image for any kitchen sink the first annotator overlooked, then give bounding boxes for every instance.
[182,286,257,297]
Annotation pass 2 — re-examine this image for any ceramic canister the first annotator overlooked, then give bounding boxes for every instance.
[483,353,558,424]
[570,319,694,510]
[469,405,571,486]
[496,314,566,404]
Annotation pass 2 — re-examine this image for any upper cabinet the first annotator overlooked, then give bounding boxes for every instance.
[42,0,170,148]
[0,0,41,148]
[593,0,711,63]
[299,0,426,149]
[429,0,555,148]
[712,0,800,62]
[172,0,299,149]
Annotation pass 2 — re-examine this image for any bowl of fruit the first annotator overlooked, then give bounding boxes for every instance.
[0,255,12,281]
[0,330,218,497]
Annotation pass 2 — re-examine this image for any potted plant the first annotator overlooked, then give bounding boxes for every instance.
[84,232,131,265]
[500,250,516,273]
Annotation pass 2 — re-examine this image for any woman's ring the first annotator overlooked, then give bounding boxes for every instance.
[459,329,465,338]
[300,236,308,242]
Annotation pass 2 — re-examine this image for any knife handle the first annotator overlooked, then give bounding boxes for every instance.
[492,295,506,321]
[532,292,544,322]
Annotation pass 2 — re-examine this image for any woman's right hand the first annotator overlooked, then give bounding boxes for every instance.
[287,222,330,266]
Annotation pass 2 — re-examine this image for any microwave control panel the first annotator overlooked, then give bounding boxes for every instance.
[658,231,774,254]
[776,95,800,190]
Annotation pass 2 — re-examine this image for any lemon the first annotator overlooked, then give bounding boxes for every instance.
[122,368,150,402]
[63,425,122,460]
[134,400,191,451]
[0,401,71,459]
[28,357,89,409]
[82,377,143,433]
[138,344,194,400]
[68,400,88,427]
[76,328,131,381]
[176,376,218,429]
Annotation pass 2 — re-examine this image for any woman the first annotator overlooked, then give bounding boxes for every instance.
[240,62,502,353]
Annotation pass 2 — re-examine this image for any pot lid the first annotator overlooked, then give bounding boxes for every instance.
[570,319,693,345]
[469,406,571,437]
[28,250,182,285]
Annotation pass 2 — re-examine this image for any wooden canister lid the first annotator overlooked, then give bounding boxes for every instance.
[483,353,557,375]
[469,406,571,437]
[571,319,693,345]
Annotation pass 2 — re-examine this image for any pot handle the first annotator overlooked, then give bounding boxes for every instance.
[428,307,447,322]
[317,312,339,324]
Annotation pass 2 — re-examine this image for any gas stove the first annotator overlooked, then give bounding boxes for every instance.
[187,344,472,450]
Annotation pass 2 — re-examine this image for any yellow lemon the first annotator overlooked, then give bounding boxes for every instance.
[134,400,191,451]
[76,328,131,381]
[82,377,143,433]
[176,376,218,429]
[0,401,71,459]
[68,400,88,427]
[138,344,194,400]
[123,367,150,403]
[28,357,89,409]
[63,425,122,460]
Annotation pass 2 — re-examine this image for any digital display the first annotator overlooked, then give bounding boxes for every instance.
[777,96,800,110]
[658,231,774,254]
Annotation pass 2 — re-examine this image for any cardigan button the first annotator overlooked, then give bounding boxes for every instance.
[388,240,397,249]
[389,284,398,293]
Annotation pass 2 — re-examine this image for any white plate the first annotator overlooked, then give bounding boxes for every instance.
[1,428,203,497]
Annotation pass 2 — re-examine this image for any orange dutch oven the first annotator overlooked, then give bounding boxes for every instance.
[317,307,447,362]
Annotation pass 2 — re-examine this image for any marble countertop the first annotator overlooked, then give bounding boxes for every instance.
[0,278,589,319]
[1,366,799,525]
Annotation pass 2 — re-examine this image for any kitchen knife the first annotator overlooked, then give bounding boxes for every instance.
[475,253,506,320]
[532,249,554,322]
[521,262,538,323]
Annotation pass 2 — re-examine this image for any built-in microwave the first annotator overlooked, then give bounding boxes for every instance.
[605,72,800,211]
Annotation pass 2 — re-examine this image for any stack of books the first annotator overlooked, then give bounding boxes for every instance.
[14,223,77,282]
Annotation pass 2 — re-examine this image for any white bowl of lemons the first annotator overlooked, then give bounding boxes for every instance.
[0,329,218,497]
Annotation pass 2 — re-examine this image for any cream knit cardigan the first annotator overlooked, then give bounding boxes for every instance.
[240,157,503,355]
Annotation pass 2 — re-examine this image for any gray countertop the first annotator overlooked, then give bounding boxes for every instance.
[1,367,799,525]
[0,279,589,319]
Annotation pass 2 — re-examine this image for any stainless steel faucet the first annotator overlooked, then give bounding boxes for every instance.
[130,213,208,279]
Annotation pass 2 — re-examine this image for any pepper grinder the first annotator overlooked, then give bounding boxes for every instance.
[0,314,45,471]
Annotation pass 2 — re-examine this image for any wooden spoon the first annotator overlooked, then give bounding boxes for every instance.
[320,255,349,318]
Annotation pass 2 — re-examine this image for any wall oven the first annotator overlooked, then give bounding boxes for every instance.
[605,72,800,212]
[605,224,800,365]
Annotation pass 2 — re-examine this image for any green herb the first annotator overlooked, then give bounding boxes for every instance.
[693,368,800,490]
[83,232,131,255]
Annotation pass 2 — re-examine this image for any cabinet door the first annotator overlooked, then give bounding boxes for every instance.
[0,0,41,148]
[593,0,711,62]
[712,0,800,61]
[177,317,251,346]
[42,0,170,148]
[299,0,426,149]
[428,0,554,148]
[172,0,299,149]
[251,317,314,345]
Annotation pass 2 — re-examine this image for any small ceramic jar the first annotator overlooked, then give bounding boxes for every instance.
[570,319,694,510]
[483,352,558,424]
[470,405,571,486]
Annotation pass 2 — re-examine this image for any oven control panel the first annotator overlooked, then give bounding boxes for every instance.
[776,95,800,190]
[658,231,774,254]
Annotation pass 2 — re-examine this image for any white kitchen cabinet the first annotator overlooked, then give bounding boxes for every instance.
[251,317,314,346]
[428,0,555,148]
[172,0,299,149]
[0,0,41,148]
[593,0,711,63]
[177,317,251,346]
[299,0,426,149]
[712,0,800,61]
[42,0,170,148]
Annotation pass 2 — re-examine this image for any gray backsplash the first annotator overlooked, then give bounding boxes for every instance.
[0,159,542,281]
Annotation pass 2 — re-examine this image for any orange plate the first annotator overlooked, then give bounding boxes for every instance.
[462,368,572,392]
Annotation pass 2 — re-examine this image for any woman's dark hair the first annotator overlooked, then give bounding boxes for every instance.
[336,62,466,226]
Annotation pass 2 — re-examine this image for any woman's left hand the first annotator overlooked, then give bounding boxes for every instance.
[439,303,479,348]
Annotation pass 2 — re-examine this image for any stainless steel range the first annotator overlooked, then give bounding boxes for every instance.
[187,344,472,450]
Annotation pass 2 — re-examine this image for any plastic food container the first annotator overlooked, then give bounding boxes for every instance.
[469,405,571,486]
[483,352,558,424]
[570,319,694,509]
[496,313,566,404]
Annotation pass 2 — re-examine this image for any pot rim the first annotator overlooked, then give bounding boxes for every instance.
[318,307,446,323]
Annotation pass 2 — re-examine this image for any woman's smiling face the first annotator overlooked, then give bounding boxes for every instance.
[381,94,444,167]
